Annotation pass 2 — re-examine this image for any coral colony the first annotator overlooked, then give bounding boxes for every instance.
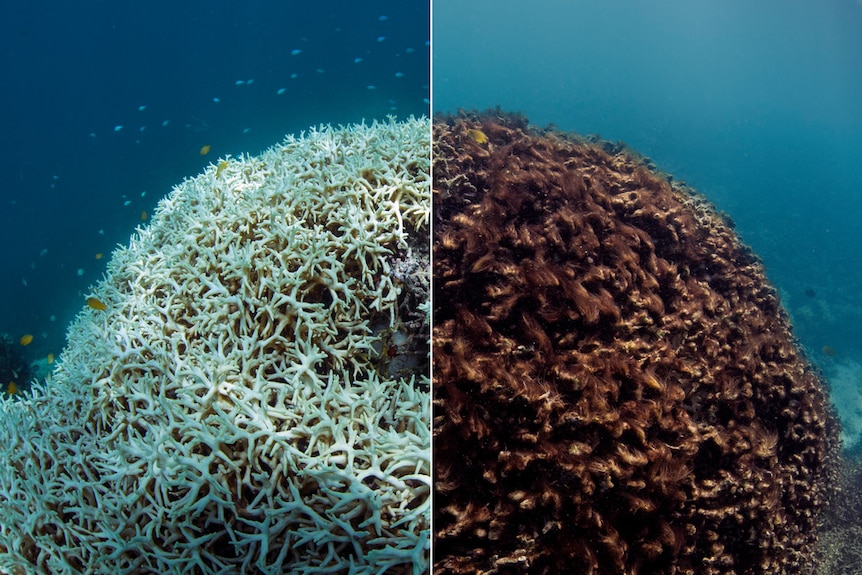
[0,118,431,574]
[432,112,838,575]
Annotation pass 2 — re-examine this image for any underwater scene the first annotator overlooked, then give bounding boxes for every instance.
[433,0,862,574]
[3,0,862,573]
[1,1,430,573]
[0,0,430,376]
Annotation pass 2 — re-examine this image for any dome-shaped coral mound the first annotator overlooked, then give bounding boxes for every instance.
[0,118,430,574]
[432,112,838,575]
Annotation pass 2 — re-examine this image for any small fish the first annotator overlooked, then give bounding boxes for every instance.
[216,160,229,177]
[200,144,211,156]
[47,353,54,365]
[95,253,103,260]
[19,334,33,346]
[466,129,488,144]
[86,297,108,311]
[141,210,147,221]
[6,382,18,395]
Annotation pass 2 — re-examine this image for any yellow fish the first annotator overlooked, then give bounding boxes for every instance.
[6,382,18,395]
[19,334,33,346]
[466,129,488,145]
[200,144,211,156]
[95,252,103,260]
[47,353,54,365]
[216,160,229,177]
[86,297,108,311]
[141,210,148,221]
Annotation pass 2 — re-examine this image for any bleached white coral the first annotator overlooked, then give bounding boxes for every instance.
[0,117,430,574]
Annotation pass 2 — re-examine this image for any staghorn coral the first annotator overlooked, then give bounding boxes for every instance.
[0,117,430,574]
[432,111,839,575]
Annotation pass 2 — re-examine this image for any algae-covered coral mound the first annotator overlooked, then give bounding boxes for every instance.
[432,112,838,575]
[0,117,430,574]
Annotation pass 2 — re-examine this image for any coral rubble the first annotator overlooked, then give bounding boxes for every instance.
[0,117,430,574]
[432,111,839,575]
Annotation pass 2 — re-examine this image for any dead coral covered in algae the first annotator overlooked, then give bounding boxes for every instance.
[432,111,839,575]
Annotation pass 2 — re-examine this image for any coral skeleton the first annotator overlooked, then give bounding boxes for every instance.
[0,117,430,574]
[432,112,838,575]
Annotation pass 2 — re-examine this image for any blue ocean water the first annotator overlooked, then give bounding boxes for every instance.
[434,0,862,443]
[0,1,430,370]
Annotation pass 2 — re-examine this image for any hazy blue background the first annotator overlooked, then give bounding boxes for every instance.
[434,0,862,444]
[0,1,429,366]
